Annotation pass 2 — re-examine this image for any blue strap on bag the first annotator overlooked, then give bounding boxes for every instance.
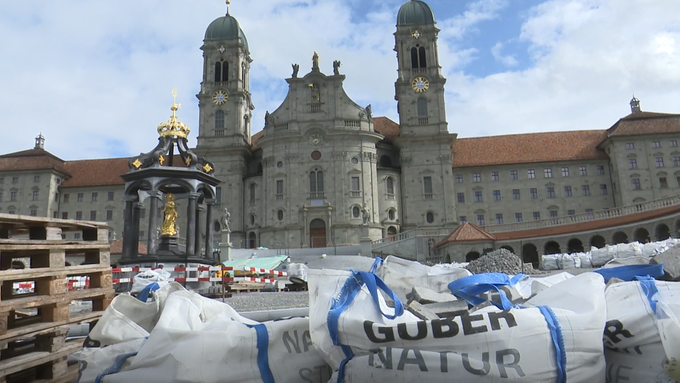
[136,282,160,302]
[245,324,275,383]
[447,273,526,310]
[593,263,664,282]
[327,270,405,382]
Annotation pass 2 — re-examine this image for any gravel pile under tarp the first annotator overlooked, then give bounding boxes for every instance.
[466,248,523,274]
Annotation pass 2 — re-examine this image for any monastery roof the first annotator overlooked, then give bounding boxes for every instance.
[373,117,400,143]
[251,130,265,150]
[109,237,147,255]
[436,222,495,247]
[61,158,129,188]
[604,111,680,139]
[451,130,609,168]
[0,148,71,175]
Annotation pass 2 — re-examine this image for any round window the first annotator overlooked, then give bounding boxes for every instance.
[277,210,284,221]
[426,212,434,223]
[311,151,322,161]
[277,161,283,168]
[350,157,359,165]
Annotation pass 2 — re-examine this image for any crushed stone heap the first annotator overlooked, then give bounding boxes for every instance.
[466,248,523,274]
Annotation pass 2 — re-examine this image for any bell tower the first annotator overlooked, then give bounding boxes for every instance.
[393,0,458,229]
[196,2,254,149]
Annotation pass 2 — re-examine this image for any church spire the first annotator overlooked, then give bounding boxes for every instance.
[34,132,45,149]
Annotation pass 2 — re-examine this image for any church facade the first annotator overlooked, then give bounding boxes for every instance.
[2,0,680,253]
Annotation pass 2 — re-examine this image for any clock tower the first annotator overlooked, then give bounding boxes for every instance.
[196,7,253,149]
[393,0,458,229]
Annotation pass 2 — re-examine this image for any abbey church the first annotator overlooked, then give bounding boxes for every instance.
[2,0,680,253]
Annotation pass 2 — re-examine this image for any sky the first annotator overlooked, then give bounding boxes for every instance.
[2,0,680,160]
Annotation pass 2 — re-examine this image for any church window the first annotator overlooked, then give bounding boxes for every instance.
[426,212,435,223]
[215,187,222,204]
[388,209,396,221]
[215,110,225,135]
[311,151,322,161]
[417,98,428,117]
[410,46,427,69]
[277,210,284,221]
[276,180,284,199]
[352,206,360,219]
[386,177,394,195]
[249,183,256,202]
[214,60,229,82]
[310,169,324,197]
[423,176,433,197]
[250,214,255,226]
[350,177,360,197]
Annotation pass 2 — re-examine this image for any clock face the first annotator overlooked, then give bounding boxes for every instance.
[411,77,430,93]
[217,45,226,54]
[412,30,422,39]
[212,90,228,105]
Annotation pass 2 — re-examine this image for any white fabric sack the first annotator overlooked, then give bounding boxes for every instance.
[131,269,172,293]
[604,279,680,383]
[558,253,581,270]
[98,287,330,383]
[87,293,160,347]
[613,242,642,259]
[591,245,616,267]
[309,269,606,382]
[72,338,146,383]
[541,254,560,270]
[376,255,470,302]
[577,252,593,268]
[514,271,574,299]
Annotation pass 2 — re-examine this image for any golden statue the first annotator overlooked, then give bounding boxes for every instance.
[160,193,178,236]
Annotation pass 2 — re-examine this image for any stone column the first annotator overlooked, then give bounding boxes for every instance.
[195,204,204,256]
[185,193,199,257]
[122,198,136,259]
[146,191,161,254]
[205,203,214,260]
[360,223,372,257]
[131,202,143,258]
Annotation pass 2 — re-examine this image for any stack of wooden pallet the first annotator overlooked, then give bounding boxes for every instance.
[0,214,113,383]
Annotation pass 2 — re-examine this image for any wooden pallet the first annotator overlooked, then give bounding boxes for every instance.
[0,214,113,382]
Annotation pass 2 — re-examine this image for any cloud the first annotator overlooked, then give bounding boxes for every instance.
[491,42,519,66]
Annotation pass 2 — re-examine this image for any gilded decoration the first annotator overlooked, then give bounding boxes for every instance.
[132,159,142,169]
[157,90,191,139]
[160,194,178,237]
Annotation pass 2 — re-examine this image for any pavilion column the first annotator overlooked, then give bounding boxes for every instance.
[146,191,161,254]
[131,202,143,258]
[185,193,199,257]
[195,204,205,256]
[205,202,214,260]
[122,197,136,259]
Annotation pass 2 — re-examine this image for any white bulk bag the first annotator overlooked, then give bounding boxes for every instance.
[75,283,330,383]
[541,254,560,270]
[376,255,471,302]
[591,245,616,267]
[577,252,593,268]
[558,253,581,270]
[308,269,606,382]
[131,269,172,293]
[86,293,160,347]
[604,277,680,382]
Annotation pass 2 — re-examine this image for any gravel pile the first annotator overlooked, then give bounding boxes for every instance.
[466,249,523,274]
[220,291,309,312]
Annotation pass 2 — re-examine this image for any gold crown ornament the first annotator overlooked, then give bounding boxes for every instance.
[157,89,191,139]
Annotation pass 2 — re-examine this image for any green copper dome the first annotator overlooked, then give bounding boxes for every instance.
[204,14,249,50]
[397,0,436,26]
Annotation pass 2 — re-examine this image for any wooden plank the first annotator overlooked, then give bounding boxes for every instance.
[0,312,100,344]
[0,240,109,249]
[0,287,113,311]
[0,341,81,378]
[0,265,112,282]
[0,213,108,229]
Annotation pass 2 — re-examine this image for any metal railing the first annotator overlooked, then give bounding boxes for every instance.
[483,194,680,233]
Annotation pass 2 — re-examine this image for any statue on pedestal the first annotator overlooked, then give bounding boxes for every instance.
[160,194,178,236]
[221,207,231,232]
[361,203,371,224]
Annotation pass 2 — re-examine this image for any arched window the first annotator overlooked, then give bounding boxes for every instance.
[352,206,361,218]
[277,210,284,221]
[386,177,394,195]
[215,110,224,135]
[419,47,427,68]
[214,61,228,82]
[388,208,396,221]
[310,169,324,197]
[417,98,428,117]
[250,214,256,226]
[249,183,256,202]
[410,46,427,69]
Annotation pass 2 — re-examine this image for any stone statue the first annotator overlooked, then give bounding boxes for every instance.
[292,63,299,78]
[361,203,371,224]
[333,60,341,75]
[312,51,320,72]
[160,194,178,236]
[264,111,270,126]
[365,104,372,122]
[221,207,231,232]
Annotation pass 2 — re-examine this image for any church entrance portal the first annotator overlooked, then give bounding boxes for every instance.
[310,219,327,248]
